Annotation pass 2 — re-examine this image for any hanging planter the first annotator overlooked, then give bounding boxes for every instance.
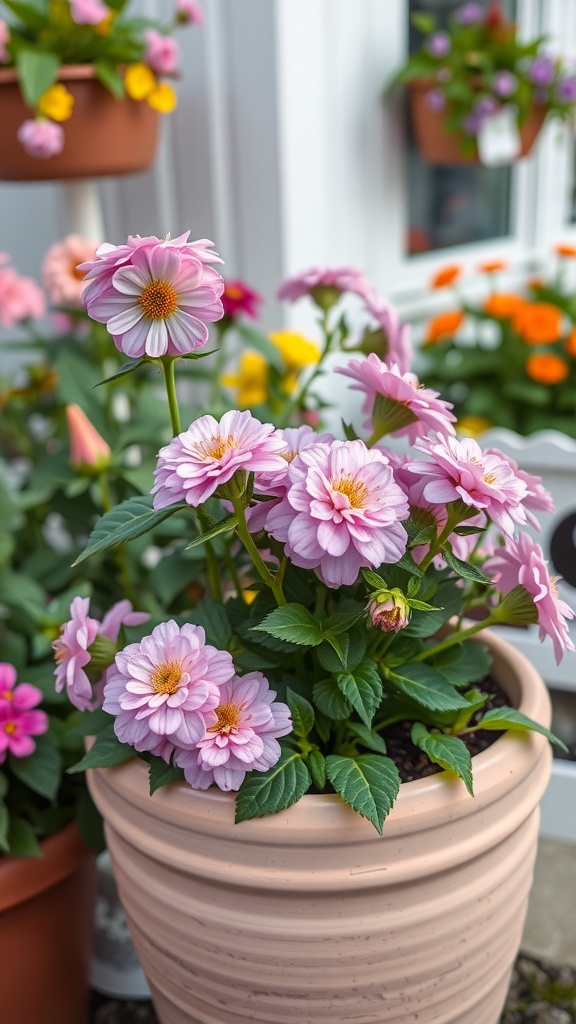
[0,822,97,1024]
[0,66,160,182]
[88,631,552,1024]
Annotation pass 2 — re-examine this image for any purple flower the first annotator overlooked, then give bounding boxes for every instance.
[474,96,499,119]
[557,76,576,103]
[152,410,289,509]
[266,439,409,588]
[174,672,292,792]
[17,119,64,159]
[426,32,451,58]
[485,534,575,664]
[463,112,482,136]
[426,88,446,111]
[529,56,556,87]
[493,71,518,98]
[454,3,483,24]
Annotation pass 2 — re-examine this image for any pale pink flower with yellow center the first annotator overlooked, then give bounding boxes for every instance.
[266,439,410,588]
[337,355,456,442]
[484,448,555,531]
[0,259,45,327]
[17,119,64,159]
[69,0,109,24]
[174,672,292,792]
[407,434,528,537]
[152,409,288,509]
[42,234,98,307]
[484,534,575,664]
[103,621,234,749]
[144,29,181,75]
[81,233,224,358]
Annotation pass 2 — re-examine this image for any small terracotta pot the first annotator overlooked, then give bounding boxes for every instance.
[408,79,546,165]
[0,65,159,181]
[0,821,97,1024]
[88,631,553,1024]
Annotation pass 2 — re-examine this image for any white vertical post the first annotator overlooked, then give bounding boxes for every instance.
[62,180,105,240]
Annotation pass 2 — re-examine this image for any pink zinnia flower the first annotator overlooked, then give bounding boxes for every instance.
[485,534,575,664]
[407,434,528,537]
[69,0,109,24]
[277,266,373,305]
[103,621,234,749]
[174,672,292,792]
[144,29,181,75]
[337,355,456,442]
[0,663,47,716]
[42,234,99,307]
[17,119,64,159]
[176,0,204,24]
[81,233,224,358]
[0,260,45,327]
[53,596,149,710]
[221,279,262,320]
[66,404,111,471]
[0,20,9,63]
[266,439,410,588]
[0,702,48,764]
[152,410,289,509]
[484,448,555,531]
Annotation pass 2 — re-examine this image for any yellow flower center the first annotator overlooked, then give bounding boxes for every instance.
[140,280,179,320]
[225,284,244,300]
[151,660,182,695]
[53,637,66,662]
[3,721,17,736]
[208,702,240,734]
[334,476,368,508]
[0,690,13,701]
[483,473,497,485]
[197,434,237,460]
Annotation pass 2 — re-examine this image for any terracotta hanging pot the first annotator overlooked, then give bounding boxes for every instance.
[88,630,553,1024]
[408,79,546,165]
[0,821,97,1024]
[0,65,160,181]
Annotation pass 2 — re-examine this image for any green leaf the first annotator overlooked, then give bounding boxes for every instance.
[286,687,314,738]
[67,725,136,772]
[405,581,463,637]
[6,817,42,857]
[322,631,349,667]
[94,59,125,98]
[346,722,387,755]
[185,513,238,549]
[235,750,311,822]
[73,496,188,565]
[443,544,492,584]
[316,628,366,673]
[336,661,383,727]
[69,708,114,737]
[9,730,62,800]
[321,611,363,635]
[252,604,324,647]
[411,723,474,795]
[16,48,59,107]
[326,754,400,834]
[410,11,436,33]
[94,356,148,386]
[76,789,105,853]
[148,757,185,795]
[432,641,492,687]
[475,708,568,750]
[187,599,233,650]
[361,568,389,591]
[312,678,352,720]
[235,323,285,373]
[307,749,326,790]
[389,663,471,713]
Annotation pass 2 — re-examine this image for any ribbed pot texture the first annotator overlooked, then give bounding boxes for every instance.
[88,631,553,1024]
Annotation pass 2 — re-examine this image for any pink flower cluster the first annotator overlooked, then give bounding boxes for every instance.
[69,0,109,24]
[42,234,99,308]
[144,29,181,75]
[0,663,48,764]
[17,119,64,159]
[102,621,291,791]
[80,232,225,358]
[0,254,45,327]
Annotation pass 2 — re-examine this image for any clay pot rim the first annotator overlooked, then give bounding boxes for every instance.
[0,821,89,913]
[0,64,100,87]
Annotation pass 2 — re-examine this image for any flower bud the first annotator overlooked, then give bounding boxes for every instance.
[66,404,111,473]
[86,634,118,671]
[368,589,411,632]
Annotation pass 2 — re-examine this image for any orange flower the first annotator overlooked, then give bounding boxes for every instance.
[483,293,525,319]
[424,310,464,345]
[555,243,576,258]
[526,353,569,384]
[477,260,507,274]
[565,328,576,357]
[512,302,562,344]
[430,264,461,289]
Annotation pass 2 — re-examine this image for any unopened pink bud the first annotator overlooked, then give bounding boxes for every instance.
[66,404,111,471]
[368,595,411,633]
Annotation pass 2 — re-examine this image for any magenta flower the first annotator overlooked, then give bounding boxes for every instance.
[174,672,292,792]
[0,663,46,716]
[144,29,181,75]
[337,355,456,442]
[17,119,64,158]
[103,621,234,749]
[407,434,528,537]
[0,259,45,327]
[53,597,149,711]
[0,704,48,764]
[266,439,409,588]
[69,0,109,24]
[485,534,575,664]
[426,88,446,111]
[222,279,262,320]
[277,266,373,305]
[455,3,483,24]
[484,449,554,530]
[152,409,288,509]
[82,235,224,358]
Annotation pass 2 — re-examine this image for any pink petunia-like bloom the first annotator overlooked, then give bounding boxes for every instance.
[0,259,45,327]
[485,534,575,664]
[103,621,234,750]
[0,702,48,764]
[337,355,456,443]
[0,663,47,717]
[277,266,374,306]
[42,234,99,307]
[406,434,528,537]
[0,20,9,63]
[17,118,64,159]
[174,672,292,792]
[266,439,410,588]
[152,409,289,509]
[221,279,262,320]
[53,596,149,711]
[69,0,109,24]
[144,29,181,74]
[176,0,204,24]
[484,448,555,531]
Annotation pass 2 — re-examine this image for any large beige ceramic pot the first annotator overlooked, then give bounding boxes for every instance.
[88,630,552,1024]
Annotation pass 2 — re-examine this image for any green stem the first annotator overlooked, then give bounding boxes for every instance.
[417,507,467,573]
[232,498,286,605]
[412,616,496,662]
[196,509,224,603]
[280,310,333,422]
[224,541,245,601]
[161,356,181,436]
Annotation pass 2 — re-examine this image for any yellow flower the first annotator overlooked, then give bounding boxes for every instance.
[456,416,493,438]
[268,330,320,371]
[221,351,268,408]
[37,84,74,122]
[147,81,178,114]
[124,63,156,101]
